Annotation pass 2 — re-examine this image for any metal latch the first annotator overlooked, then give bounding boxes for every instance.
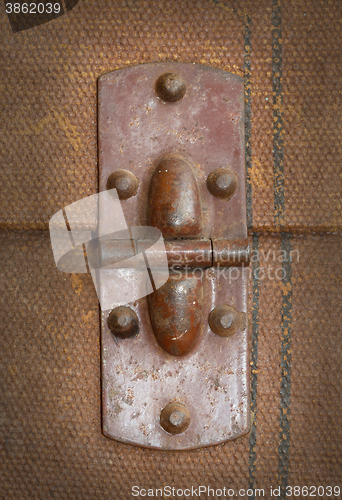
[98,63,249,449]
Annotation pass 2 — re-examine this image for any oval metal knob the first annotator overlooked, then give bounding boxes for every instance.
[148,154,202,238]
[148,272,204,356]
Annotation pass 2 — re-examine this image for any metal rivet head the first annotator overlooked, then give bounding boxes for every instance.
[208,305,240,337]
[107,306,139,339]
[155,73,187,103]
[160,402,190,435]
[206,168,237,200]
[106,170,139,199]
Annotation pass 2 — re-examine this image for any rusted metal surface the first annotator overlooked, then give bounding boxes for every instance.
[100,238,211,269]
[148,154,202,238]
[148,271,205,356]
[100,237,249,269]
[100,268,248,449]
[98,62,246,241]
[98,62,248,450]
[164,239,212,268]
[212,238,250,267]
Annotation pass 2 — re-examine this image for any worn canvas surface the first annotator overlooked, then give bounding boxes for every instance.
[0,0,341,498]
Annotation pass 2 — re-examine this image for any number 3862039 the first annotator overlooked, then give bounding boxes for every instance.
[6,3,61,14]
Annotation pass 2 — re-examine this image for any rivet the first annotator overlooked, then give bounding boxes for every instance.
[107,306,139,339]
[206,168,237,200]
[208,305,239,337]
[155,73,186,103]
[106,170,139,199]
[160,402,190,435]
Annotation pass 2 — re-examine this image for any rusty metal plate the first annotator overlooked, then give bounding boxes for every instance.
[98,62,249,450]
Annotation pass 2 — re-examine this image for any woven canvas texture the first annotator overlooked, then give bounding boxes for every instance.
[0,232,341,499]
[0,0,341,498]
[0,0,341,231]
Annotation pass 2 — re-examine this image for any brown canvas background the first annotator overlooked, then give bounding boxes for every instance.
[0,0,341,498]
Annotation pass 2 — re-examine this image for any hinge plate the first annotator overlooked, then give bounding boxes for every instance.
[98,63,249,450]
